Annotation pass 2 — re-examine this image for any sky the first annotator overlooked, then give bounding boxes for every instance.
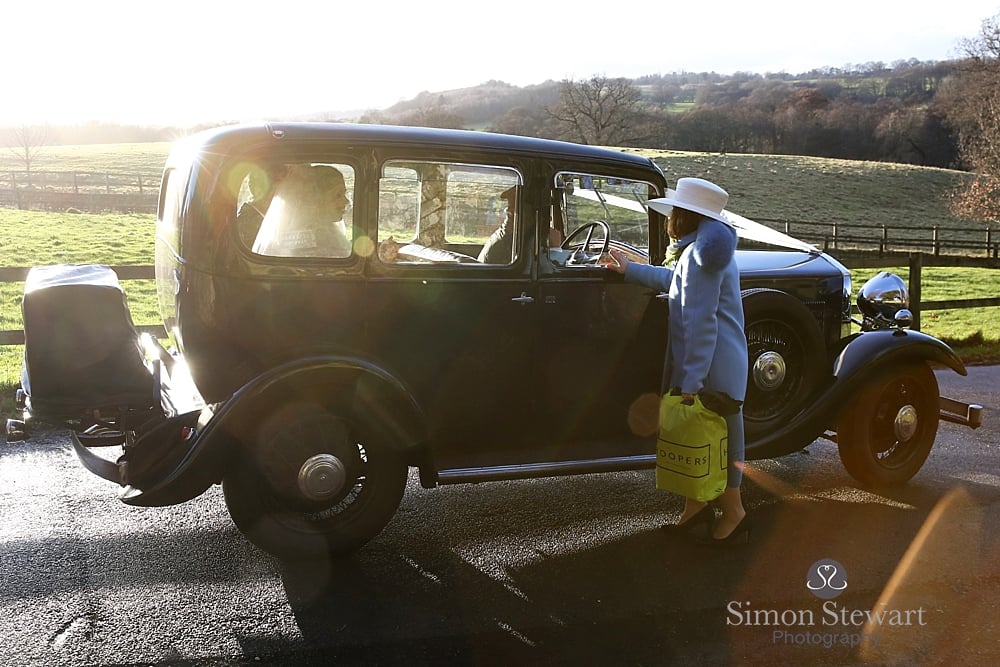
[4,0,999,127]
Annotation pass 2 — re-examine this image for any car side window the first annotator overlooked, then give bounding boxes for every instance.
[243,162,356,259]
[376,161,522,265]
[548,172,655,267]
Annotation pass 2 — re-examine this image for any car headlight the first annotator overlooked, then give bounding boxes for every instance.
[857,271,912,329]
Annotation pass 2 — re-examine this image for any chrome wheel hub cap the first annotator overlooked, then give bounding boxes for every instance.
[297,454,347,501]
[893,405,918,442]
[753,351,786,391]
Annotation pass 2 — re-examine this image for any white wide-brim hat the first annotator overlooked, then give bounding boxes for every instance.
[646,177,731,225]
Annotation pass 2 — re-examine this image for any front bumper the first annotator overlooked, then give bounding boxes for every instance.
[940,396,983,429]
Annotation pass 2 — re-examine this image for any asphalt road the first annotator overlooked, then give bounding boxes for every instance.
[1,366,998,667]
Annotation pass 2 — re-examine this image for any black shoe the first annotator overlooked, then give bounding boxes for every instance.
[662,504,714,536]
[698,515,751,547]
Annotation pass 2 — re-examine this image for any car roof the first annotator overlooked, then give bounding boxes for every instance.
[169,122,664,175]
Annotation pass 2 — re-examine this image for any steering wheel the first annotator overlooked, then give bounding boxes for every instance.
[561,220,611,265]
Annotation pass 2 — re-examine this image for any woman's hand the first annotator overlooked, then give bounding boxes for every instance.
[602,248,629,274]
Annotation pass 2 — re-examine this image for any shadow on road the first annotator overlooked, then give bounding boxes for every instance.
[263,462,999,666]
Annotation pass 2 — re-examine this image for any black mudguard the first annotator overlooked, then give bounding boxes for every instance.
[745,329,966,460]
[119,355,426,507]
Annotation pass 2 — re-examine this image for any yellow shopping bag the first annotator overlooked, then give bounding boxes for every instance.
[655,394,728,502]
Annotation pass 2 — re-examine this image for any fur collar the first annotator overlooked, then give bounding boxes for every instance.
[690,219,737,271]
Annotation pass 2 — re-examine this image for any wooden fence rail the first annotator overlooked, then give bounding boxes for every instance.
[1,254,999,346]
[0,170,160,193]
[757,218,1000,259]
[0,170,160,213]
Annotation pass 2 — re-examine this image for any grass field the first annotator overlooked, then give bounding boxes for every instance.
[636,149,976,228]
[0,141,172,175]
[1,140,998,413]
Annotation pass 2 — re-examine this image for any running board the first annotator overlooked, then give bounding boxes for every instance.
[435,454,655,485]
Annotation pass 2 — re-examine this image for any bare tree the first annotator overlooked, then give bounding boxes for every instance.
[942,14,1000,219]
[4,124,49,173]
[545,76,642,145]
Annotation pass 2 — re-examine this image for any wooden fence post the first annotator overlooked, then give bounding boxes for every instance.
[932,226,940,256]
[909,253,922,332]
[12,172,21,209]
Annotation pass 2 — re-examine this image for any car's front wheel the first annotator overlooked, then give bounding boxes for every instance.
[836,363,939,486]
[223,402,407,560]
[742,288,825,442]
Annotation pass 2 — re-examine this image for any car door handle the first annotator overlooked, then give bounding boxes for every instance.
[511,292,535,304]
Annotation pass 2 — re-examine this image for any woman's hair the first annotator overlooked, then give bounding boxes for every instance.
[667,207,703,240]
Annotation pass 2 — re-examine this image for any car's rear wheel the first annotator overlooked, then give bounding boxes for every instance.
[222,402,406,561]
[836,363,939,486]
[742,288,826,441]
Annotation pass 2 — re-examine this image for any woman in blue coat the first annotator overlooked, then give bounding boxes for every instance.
[605,177,749,546]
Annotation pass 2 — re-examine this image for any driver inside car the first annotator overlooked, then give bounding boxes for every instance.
[477,186,518,264]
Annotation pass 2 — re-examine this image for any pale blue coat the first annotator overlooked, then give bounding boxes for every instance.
[623,218,748,486]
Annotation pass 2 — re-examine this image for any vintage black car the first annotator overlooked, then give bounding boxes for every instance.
[8,123,982,560]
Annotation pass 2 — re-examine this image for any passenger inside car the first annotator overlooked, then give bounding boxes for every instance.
[251,164,352,258]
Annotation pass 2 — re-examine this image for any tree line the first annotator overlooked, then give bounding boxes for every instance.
[365,14,1000,223]
[367,61,959,169]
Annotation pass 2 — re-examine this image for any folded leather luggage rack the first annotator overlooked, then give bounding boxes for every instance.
[6,264,163,443]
